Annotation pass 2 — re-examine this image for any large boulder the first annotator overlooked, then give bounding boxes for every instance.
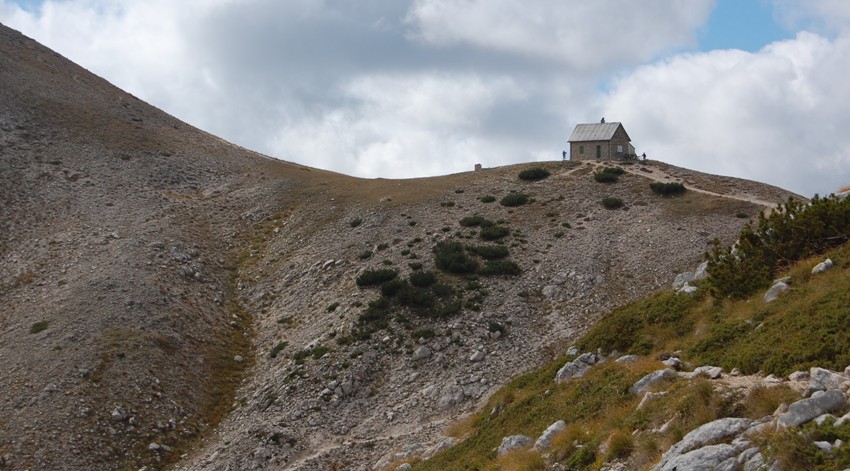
[778,390,847,429]
[652,418,753,471]
[812,258,834,275]
[806,367,846,397]
[497,435,532,456]
[763,280,789,303]
[673,272,694,290]
[533,420,566,451]
[655,443,739,471]
[555,352,598,383]
[629,369,677,395]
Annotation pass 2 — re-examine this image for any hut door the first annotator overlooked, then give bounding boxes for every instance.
[595,145,601,159]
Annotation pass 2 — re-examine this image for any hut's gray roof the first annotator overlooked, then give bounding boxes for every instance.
[568,122,629,142]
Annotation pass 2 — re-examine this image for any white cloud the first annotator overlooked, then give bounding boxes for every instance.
[602,31,850,196]
[406,0,715,69]
[2,1,847,195]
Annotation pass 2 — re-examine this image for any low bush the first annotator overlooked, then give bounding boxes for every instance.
[602,197,624,209]
[480,260,522,276]
[467,244,510,259]
[479,225,510,241]
[594,172,619,183]
[434,241,477,274]
[269,341,287,359]
[356,269,398,287]
[29,321,48,334]
[460,215,495,227]
[380,279,408,297]
[409,270,437,288]
[479,195,496,203]
[500,193,529,207]
[706,194,850,299]
[649,182,687,195]
[518,167,551,181]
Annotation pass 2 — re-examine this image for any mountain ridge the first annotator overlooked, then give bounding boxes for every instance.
[0,24,802,470]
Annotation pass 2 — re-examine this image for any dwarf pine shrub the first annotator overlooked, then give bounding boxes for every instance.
[649,182,686,195]
[602,197,624,209]
[706,194,850,299]
[356,268,398,287]
[518,167,551,181]
[500,193,529,207]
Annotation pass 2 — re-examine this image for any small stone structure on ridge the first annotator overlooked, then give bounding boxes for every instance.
[568,121,636,161]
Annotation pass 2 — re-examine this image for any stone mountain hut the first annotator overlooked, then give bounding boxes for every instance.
[568,121,635,160]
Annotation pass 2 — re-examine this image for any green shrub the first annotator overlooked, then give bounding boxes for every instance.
[358,250,372,260]
[409,270,437,288]
[480,260,522,276]
[30,321,48,334]
[356,269,398,287]
[269,341,288,358]
[500,193,529,207]
[479,225,510,241]
[440,201,455,207]
[434,241,477,274]
[349,218,363,228]
[408,262,423,270]
[326,302,340,312]
[594,172,619,183]
[602,197,624,209]
[707,195,850,299]
[460,216,495,227]
[380,279,408,297]
[601,166,625,175]
[396,285,435,308]
[518,167,551,181]
[467,245,510,259]
[479,195,496,203]
[649,182,687,195]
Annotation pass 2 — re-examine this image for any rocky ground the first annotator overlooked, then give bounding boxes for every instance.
[0,24,802,471]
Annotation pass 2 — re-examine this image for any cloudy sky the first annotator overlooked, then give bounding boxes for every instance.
[2,0,849,196]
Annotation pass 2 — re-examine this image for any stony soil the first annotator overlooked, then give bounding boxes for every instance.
[0,24,801,471]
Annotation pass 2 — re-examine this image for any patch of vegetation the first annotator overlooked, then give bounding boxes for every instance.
[293,344,330,364]
[649,182,687,195]
[408,262,423,270]
[707,195,850,299]
[440,201,455,207]
[460,216,495,227]
[434,241,478,274]
[358,250,372,260]
[326,302,340,312]
[467,244,510,260]
[349,218,363,228]
[29,321,48,334]
[500,193,530,207]
[479,195,496,203]
[356,269,398,287]
[409,270,437,288]
[593,168,623,183]
[601,197,624,209]
[269,341,287,359]
[518,167,551,181]
[480,260,522,276]
[479,225,511,241]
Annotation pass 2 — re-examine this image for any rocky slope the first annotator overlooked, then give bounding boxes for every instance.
[0,24,800,471]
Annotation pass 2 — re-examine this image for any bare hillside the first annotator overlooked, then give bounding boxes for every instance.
[0,24,801,471]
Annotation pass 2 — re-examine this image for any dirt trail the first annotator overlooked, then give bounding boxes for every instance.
[571,161,781,209]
